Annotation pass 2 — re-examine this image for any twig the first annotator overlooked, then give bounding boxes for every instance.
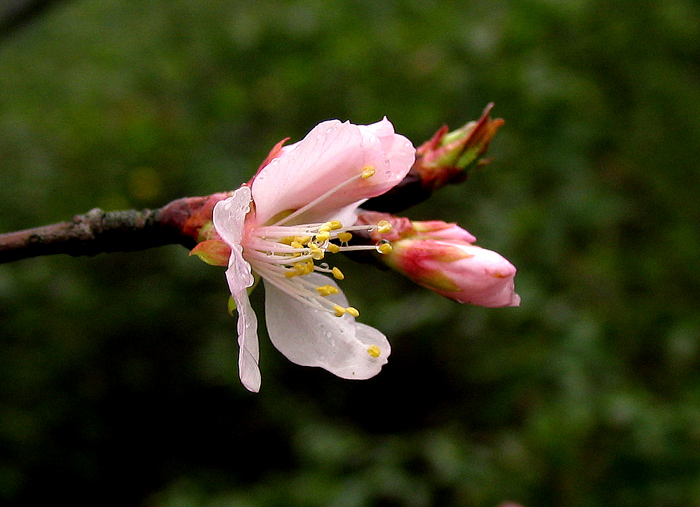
[0,194,223,264]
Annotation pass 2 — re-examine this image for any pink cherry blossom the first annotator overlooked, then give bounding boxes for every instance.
[213,119,415,392]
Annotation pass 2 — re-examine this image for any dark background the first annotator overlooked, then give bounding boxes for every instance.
[1,0,700,505]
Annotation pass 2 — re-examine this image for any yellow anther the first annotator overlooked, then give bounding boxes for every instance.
[316,285,339,297]
[319,223,332,233]
[377,220,392,234]
[327,243,341,254]
[280,236,295,245]
[299,236,312,244]
[309,245,325,260]
[316,231,331,242]
[377,242,393,255]
[346,307,360,318]
[329,220,343,230]
[361,166,376,179]
[285,269,297,278]
[337,232,353,243]
[333,305,346,317]
[290,240,303,249]
[367,345,381,358]
[332,267,345,280]
[294,260,313,275]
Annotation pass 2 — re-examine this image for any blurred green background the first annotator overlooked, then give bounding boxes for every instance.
[1,0,700,505]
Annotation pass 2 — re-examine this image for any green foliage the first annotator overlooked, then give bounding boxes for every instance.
[2,0,700,505]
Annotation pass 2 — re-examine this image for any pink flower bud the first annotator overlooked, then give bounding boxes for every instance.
[389,239,520,308]
[357,211,477,243]
[356,211,519,308]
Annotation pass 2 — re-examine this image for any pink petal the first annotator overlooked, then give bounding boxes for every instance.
[251,119,415,225]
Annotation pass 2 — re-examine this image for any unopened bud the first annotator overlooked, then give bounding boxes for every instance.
[356,211,519,308]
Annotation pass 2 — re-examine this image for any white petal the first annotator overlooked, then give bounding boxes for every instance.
[213,187,255,294]
[232,287,261,392]
[214,187,261,391]
[213,186,250,246]
[263,274,390,380]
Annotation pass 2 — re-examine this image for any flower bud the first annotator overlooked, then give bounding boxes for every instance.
[356,211,520,308]
[413,103,504,192]
[361,104,504,213]
[389,239,520,307]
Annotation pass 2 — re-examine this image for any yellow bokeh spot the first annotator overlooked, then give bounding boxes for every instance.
[128,166,162,202]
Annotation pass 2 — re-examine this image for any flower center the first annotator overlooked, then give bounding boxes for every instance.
[245,218,392,317]
[244,165,393,319]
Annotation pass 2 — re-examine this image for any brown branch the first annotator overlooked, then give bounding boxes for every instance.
[0,194,223,264]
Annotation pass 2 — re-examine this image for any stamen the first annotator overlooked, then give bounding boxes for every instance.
[361,166,376,179]
[316,285,339,296]
[294,260,314,275]
[367,345,381,358]
[336,232,353,243]
[376,240,393,255]
[245,188,404,321]
[315,231,331,242]
[376,220,392,233]
[309,244,324,260]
